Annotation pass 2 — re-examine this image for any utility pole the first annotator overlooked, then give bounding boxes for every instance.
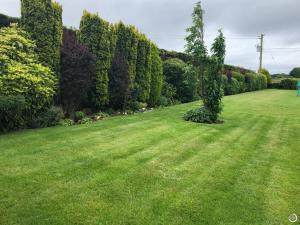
[258,34,264,71]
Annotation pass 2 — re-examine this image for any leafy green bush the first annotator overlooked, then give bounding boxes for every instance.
[245,73,256,91]
[59,118,74,127]
[259,68,272,85]
[163,58,187,102]
[184,107,213,123]
[74,111,86,122]
[29,106,64,128]
[0,95,26,133]
[279,79,297,90]
[0,25,57,118]
[160,82,177,106]
[257,74,268,90]
[232,72,246,93]
[156,96,172,107]
[128,101,148,111]
[181,65,200,102]
[226,78,240,95]
[221,75,228,90]
[78,117,93,125]
[92,112,109,121]
[245,73,267,91]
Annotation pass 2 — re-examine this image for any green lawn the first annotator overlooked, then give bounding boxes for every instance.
[1,90,300,225]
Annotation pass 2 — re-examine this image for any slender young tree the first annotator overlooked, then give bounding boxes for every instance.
[204,30,226,122]
[185,1,207,96]
[184,6,226,123]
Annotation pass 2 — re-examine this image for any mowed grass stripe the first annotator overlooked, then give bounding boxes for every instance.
[0,90,299,225]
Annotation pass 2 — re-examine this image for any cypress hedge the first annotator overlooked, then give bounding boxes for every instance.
[20,0,62,75]
[149,44,164,106]
[79,11,111,108]
[115,23,139,84]
[135,35,151,102]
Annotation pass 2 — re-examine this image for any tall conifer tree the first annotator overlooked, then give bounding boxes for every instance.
[21,0,62,76]
[79,11,110,108]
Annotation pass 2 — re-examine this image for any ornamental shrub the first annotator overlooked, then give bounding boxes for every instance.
[163,58,187,101]
[29,106,64,128]
[257,73,267,90]
[0,95,26,132]
[181,65,200,102]
[78,117,93,125]
[226,78,240,95]
[59,118,75,127]
[232,71,246,93]
[259,68,272,85]
[60,28,95,114]
[0,25,57,118]
[245,73,256,92]
[184,107,213,123]
[279,79,297,90]
[221,75,228,91]
[74,111,86,122]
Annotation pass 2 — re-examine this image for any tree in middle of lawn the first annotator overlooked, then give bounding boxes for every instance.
[184,2,226,124]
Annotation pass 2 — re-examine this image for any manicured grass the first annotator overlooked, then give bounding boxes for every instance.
[1,90,300,225]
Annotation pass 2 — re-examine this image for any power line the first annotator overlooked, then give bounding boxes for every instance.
[265,47,300,50]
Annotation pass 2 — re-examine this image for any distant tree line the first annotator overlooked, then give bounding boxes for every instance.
[160,48,269,104]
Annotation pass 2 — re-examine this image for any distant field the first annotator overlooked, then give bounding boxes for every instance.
[0,90,299,225]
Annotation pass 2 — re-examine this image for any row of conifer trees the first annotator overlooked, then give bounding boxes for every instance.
[20,0,163,113]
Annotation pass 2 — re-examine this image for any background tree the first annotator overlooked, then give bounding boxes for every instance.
[60,28,95,115]
[134,35,151,103]
[182,65,200,102]
[290,67,300,78]
[148,44,164,107]
[0,13,19,28]
[185,1,206,97]
[79,11,111,108]
[163,58,186,101]
[259,68,272,85]
[20,0,62,76]
[115,23,139,88]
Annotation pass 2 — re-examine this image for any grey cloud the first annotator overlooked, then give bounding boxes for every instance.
[0,0,299,73]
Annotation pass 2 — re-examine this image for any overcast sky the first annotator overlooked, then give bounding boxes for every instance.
[1,0,300,74]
